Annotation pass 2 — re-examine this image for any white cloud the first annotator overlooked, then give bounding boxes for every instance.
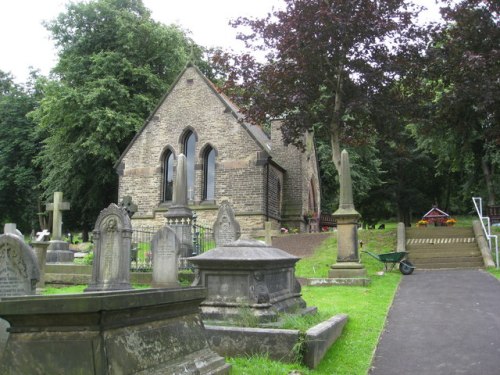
[0,0,441,84]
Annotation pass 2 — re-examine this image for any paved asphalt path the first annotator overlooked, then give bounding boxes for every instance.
[369,269,500,375]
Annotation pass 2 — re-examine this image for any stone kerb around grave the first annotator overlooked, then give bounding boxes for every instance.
[0,234,40,297]
[85,204,132,292]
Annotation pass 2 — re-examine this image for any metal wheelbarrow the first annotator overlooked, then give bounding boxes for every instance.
[362,250,415,275]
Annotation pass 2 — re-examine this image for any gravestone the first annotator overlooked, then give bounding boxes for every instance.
[213,201,241,246]
[0,234,39,297]
[151,226,180,288]
[46,192,73,263]
[0,234,40,358]
[329,150,367,280]
[119,195,138,218]
[165,154,194,257]
[3,223,23,239]
[85,204,132,292]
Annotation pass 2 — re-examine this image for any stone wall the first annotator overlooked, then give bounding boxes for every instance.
[118,67,269,234]
[270,121,321,231]
[117,66,319,236]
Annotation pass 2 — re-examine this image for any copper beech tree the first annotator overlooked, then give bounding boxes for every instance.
[212,0,425,175]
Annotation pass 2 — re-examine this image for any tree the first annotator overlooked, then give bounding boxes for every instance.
[31,0,201,234]
[410,0,499,206]
[212,0,424,175]
[0,71,39,231]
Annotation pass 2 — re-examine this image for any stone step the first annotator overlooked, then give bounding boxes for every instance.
[406,227,474,239]
[407,245,479,252]
[411,257,484,267]
[407,244,479,252]
[410,248,481,259]
[415,262,484,270]
[406,238,476,246]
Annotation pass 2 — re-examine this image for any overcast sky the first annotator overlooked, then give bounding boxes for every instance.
[0,0,442,84]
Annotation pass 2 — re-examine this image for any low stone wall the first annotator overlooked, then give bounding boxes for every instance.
[297,277,371,287]
[472,220,495,268]
[44,264,195,285]
[206,313,348,369]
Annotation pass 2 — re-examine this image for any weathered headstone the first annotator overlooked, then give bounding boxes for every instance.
[3,224,23,239]
[165,154,193,257]
[0,232,39,360]
[151,226,180,288]
[213,201,241,246]
[329,150,367,280]
[85,204,132,292]
[46,192,73,262]
[0,234,39,297]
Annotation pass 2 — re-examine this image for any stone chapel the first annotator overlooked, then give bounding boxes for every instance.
[116,64,320,235]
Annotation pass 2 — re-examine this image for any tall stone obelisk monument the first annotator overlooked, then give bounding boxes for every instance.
[329,150,367,278]
[164,154,193,258]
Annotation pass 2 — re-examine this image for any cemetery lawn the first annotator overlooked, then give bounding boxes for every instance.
[229,229,401,374]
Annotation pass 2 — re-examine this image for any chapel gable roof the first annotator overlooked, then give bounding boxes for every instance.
[115,63,272,169]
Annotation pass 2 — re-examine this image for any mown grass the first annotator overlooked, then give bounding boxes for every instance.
[228,228,402,374]
[42,283,151,295]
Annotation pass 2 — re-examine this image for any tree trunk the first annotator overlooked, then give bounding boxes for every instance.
[481,158,496,206]
[82,228,89,243]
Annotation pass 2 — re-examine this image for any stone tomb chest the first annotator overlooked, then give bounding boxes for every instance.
[189,239,315,323]
[0,288,230,374]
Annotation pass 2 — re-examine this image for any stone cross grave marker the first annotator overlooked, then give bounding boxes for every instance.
[35,230,50,242]
[151,226,180,288]
[85,203,132,292]
[213,201,241,246]
[119,195,138,218]
[46,192,70,241]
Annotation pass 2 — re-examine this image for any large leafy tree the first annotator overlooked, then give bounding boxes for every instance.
[31,0,200,233]
[410,0,499,206]
[213,0,424,174]
[0,71,39,231]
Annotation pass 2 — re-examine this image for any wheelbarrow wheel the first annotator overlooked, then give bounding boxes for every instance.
[399,260,414,275]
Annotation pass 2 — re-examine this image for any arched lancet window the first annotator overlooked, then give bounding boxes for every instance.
[277,180,282,214]
[203,146,216,201]
[162,150,174,202]
[183,131,196,200]
[308,179,317,213]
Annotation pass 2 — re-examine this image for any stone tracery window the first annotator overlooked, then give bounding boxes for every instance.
[203,146,216,201]
[162,149,174,202]
[182,131,196,200]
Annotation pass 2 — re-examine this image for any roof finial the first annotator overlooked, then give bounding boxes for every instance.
[187,41,196,67]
